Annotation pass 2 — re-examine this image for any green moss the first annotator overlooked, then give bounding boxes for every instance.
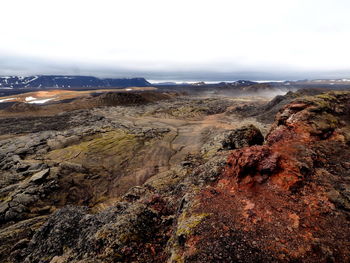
[176,212,209,238]
[316,93,337,101]
[202,148,219,159]
[47,130,141,166]
[146,169,187,192]
[311,113,339,132]
[315,100,331,110]
[150,105,208,119]
[168,252,185,263]
[167,211,210,263]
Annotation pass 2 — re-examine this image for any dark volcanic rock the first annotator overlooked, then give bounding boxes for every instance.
[94,91,175,106]
[18,195,175,263]
[233,88,328,124]
[96,92,149,106]
[221,124,264,150]
[0,110,106,135]
[255,88,327,123]
[5,102,41,113]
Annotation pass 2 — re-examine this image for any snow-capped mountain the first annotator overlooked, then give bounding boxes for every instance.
[0,76,151,89]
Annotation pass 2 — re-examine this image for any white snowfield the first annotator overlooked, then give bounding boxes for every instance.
[0,96,54,104]
[25,96,37,102]
[0,98,15,103]
[27,98,53,104]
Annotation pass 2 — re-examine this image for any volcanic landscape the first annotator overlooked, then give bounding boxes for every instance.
[0,81,349,262]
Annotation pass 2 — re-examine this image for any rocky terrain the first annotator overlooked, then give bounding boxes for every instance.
[0,89,349,262]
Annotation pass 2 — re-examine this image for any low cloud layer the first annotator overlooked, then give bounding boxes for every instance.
[1,55,349,81]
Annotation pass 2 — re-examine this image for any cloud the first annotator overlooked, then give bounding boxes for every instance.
[1,0,350,79]
[1,53,349,81]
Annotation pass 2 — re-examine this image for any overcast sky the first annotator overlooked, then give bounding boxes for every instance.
[1,0,350,80]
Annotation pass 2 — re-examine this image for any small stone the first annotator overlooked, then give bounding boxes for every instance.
[28,163,45,171]
[30,168,50,183]
[181,161,192,167]
[12,193,35,205]
[0,202,9,214]
[342,162,350,169]
[12,155,21,163]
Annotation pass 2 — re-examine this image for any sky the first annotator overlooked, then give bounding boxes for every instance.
[1,0,350,81]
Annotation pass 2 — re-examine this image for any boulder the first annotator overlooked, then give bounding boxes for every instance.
[221,124,264,150]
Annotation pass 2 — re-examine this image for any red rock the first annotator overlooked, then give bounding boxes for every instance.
[190,92,350,262]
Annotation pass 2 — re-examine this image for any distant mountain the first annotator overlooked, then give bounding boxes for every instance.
[0,75,151,89]
[233,80,258,86]
[188,80,258,87]
[191,81,206,86]
[211,80,258,88]
[152,82,178,86]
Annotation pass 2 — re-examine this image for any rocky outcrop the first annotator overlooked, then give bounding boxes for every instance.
[221,124,264,150]
[190,91,350,262]
[232,88,327,123]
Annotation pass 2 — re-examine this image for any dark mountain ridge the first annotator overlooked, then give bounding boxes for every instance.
[0,75,151,89]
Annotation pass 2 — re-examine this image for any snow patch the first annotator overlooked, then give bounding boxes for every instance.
[28,98,53,104]
[25,96,37,102]
[23,76,39,84]
[0,98,15,103]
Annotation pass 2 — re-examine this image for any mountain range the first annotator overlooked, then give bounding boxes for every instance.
[0,75,151,89]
